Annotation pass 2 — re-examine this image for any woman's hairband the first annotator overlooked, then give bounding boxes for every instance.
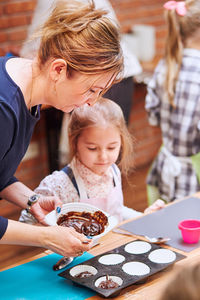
[164,1,187,16]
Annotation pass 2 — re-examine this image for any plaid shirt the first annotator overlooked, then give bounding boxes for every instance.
[145,48,200,202]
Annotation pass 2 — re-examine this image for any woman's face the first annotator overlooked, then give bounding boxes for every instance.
[77,125,121,175]
[47,66,115,113]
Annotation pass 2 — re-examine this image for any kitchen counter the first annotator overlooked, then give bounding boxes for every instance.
[2,192,200,300]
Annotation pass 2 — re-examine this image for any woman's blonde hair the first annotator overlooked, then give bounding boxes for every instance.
[160,263,200,300]
[164,0,200,106]
[68,98,134,176]
[37,0,123,90]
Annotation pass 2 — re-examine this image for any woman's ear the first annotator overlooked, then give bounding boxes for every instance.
[49,59,67,81]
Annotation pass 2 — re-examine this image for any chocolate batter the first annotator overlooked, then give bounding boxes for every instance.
[57,210,108,236]
[75,271,93,278]
[98,275,119,289]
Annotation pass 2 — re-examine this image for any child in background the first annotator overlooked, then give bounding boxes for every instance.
[145,0,200,204]
[159,262,200,300]
[20,98,163,224]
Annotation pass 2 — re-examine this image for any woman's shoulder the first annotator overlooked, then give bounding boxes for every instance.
[0,56,17,88]
[0,57,23,109]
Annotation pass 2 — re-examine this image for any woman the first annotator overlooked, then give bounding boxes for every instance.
[0,0,123,257]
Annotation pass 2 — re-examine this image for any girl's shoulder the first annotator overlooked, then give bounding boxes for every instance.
[147,59,167,88]
[111,164,121,177]
[182,49,200,72]
[40,169,67,185]
[154,59,166,74]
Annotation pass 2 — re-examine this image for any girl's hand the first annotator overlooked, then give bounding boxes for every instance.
[30,196,62,225]
[144,199,165,214]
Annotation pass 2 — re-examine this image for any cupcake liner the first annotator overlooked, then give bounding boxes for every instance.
[95,275,123,289]
[98,254,125,265]
[69,264,97,278]
[148,249,176,264]
[122,261,150,276]
[124,241,151,254]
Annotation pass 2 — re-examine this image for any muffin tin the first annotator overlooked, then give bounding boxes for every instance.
[58,240,186,298]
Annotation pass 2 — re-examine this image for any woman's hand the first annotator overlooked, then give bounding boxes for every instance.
[31,196,62,225]
[144,199,165,214]
[1,219,93,257]
[43,226,93,257]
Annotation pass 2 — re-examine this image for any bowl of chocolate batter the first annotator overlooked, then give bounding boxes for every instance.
[45,203,118,239]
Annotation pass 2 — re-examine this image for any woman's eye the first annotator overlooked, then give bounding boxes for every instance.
[108,147,115,151]
[89,89,95,94]
[88,147,96,151]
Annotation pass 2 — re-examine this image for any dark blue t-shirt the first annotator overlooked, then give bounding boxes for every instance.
[0,56,40,238]
[0,216,8,239]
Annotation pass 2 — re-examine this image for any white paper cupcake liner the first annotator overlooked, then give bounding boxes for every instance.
[122,261,150,276]
[148,249,176,264]
[124,241,151,254]
[95,275,123,288]
[69,264,97,278]
[98,254,125,265]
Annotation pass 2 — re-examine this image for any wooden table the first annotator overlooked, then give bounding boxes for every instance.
[2,193,200,299]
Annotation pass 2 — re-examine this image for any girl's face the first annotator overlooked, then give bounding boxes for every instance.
[76,125,121,175]
[47,66,115,113]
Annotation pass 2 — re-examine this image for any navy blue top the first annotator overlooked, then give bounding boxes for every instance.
[0,216,8,239]
[0,56,40,238]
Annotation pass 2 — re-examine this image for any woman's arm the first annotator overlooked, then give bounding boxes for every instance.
[0,181,62,224]
[0,219,92,257]
[0,181,37,209]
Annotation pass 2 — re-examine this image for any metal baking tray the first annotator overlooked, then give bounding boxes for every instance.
[58,240,186,298]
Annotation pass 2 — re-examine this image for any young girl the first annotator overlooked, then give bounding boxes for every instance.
[20,98,163,224]
[145,0,200,204]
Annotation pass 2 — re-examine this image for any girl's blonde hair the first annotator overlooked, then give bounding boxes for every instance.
[68,98,134,176]
[37,0,123,89]
[164,0,200,106]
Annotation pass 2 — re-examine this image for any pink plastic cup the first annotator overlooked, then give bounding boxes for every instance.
[178,219,200,244]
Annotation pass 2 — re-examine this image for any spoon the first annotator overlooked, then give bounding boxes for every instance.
[53,256,73,271]
[112,228,170,244]
[53,239,100,271]
[144,236,171,244]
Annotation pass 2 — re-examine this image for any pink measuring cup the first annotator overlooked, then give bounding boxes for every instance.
[178,219,200,244]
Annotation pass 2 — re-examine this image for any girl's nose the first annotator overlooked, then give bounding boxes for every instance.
[99,150,107,161]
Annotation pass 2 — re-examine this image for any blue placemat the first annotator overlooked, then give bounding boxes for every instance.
[0,252,95,300]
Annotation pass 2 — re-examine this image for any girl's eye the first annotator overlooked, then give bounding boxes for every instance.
[108,147,116,151]
[88,147,96,151]
[89,89,95,94]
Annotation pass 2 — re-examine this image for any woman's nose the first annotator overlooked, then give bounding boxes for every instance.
[86,97,97,106]
[86,91,101,106]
